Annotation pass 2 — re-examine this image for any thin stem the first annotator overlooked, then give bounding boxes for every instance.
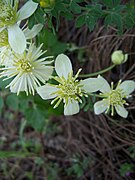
[88,93,103,98]
[79,64,116,78]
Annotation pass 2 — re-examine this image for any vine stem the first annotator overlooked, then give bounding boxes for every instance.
[79,64,116,78]
[88,93,104,98]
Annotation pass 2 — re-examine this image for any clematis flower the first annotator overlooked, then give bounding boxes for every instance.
[0,24,43,66]
[94,76,135,118]
[0,43,54,95]
[0,0,38,54]
[37,54,102,116]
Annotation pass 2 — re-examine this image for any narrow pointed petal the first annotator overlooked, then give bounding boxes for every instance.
[94,99,108,115]
[37,85,58,100]
[97,75,111,93]
[17,0,38,22]
[80,77,103,93]
[115,105,128,118]
[55,54,72,80]
[119,80,135,95]
[8,24,26,54]
[64,99,79,115]
[24,24,43,39]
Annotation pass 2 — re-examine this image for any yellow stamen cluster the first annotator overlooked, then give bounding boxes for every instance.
[101,81,127,116]
[14,59,33,73]
[109,89,126,106]
[51,70,87,108]
[0,1,17,27]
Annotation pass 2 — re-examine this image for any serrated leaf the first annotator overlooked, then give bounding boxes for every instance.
[86,15,97,31]
[76,15,86,27]
[104,13,123,33]
[70,1,81,14]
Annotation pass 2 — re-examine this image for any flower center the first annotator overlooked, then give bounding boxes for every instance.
[0,29,9,47]
[58,79,81,97]
[15,60,33,73]
[0,1,17,27]
[101,81,127,116]
[109,89,126,106]
[51,70,87,108]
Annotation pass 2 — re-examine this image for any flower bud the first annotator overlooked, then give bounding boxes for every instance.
[40,0,55,8]
[111,50,128,65]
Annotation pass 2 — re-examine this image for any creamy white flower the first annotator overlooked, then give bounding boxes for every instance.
[0,43,54,95]
[37,54,102,116]
[94,76,135,118]
[0,24,43,66]
[0,0,38,54]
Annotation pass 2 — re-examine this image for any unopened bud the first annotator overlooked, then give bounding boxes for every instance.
[40,0,55,8]
[111,50,128,65]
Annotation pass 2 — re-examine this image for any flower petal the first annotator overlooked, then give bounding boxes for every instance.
[64,99,79,115]
[17,0,38,22]
[24,24,43,39]
[8,24,26,54]
[94,99,108,115]
[115,105,128,118]
[119,80,135,95]
[80,77,103,93]
[97,75,111,93]
[37,85,58,100]
[55,54,72,79]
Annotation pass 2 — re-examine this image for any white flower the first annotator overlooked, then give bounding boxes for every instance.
[0,24,43,66]
[94,76,135,118]
[0,43,54,95]
[37,54,102,116]
[0,0,38,54]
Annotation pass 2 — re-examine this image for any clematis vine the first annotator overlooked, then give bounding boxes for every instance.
[0,0,38,54]
[37,54,103,115]
[0,43,54,95]
[94,76,135,118]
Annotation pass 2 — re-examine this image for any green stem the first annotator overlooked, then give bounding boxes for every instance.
[79,64,116,78]
[88,93,103,98]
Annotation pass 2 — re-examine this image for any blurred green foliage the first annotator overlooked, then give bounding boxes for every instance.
[119,162,134,177]
[30,0,135,34]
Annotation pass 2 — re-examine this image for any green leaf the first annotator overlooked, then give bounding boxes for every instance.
[0,96,4,111]
[34,8,45,24]
[0,151,33,158]
[103,0,121,8]
[119,163,134,177]
[104,12,123,33]
[70,1,81,14]
[61,11,73,20]
[6,94,19,111]
[76,15,86,27]
[28,8,45,29]
[0,78,11,90]
[25,108,46,132]
[86,15,97,31]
